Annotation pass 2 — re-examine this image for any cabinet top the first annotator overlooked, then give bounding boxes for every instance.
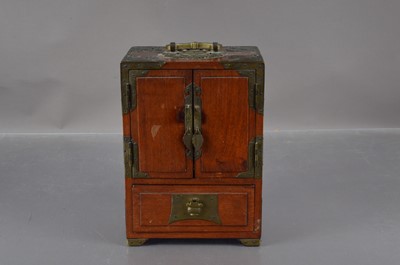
[121,46,264,68]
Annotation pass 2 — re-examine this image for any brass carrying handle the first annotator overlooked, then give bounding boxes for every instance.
[166,42,222,52]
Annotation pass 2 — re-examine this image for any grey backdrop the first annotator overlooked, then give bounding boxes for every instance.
[1,0,400,133]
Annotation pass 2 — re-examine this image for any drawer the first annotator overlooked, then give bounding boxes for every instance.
[131,185,255,233]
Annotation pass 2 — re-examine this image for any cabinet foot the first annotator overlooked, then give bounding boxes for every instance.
[239,239,260,247]
[127,238,149,246]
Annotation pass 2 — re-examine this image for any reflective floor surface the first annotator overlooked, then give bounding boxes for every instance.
[1,130,399,265]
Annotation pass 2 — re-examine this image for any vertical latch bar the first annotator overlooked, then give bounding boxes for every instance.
[182,83,194,158]
[192,84,204,160]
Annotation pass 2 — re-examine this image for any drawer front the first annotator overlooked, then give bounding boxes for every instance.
[132,185,255,233]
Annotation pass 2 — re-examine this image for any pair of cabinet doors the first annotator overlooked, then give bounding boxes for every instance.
[129,69,258,179]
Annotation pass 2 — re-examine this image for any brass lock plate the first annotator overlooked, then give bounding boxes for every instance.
[169,194,221,224]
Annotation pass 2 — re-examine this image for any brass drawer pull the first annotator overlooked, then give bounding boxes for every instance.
[186,197,204,216]
[166,42,222,52]
[169,194,221,224]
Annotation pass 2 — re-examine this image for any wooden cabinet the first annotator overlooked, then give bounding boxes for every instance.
[121,43,264,246]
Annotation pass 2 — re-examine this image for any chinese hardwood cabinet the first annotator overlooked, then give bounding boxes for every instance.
[120,42,264,246]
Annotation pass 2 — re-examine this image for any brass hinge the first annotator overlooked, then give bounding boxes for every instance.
[237,136,263,179]
[254,136,263,179]
[254,83,264,115]
[123,137,148,178]
[122,70,149,114]
[123,137,133,178]
[122,83,131,114]
[237,70,263,114]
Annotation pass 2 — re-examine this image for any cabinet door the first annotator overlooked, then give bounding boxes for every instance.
[193,70,256,178]
[130,70,193,178]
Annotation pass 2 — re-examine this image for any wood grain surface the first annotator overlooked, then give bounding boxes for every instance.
[132,70,193,178]
[194,70,256,178]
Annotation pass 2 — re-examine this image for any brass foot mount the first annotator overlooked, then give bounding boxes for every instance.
[127,238,149,247]
[239,239,261,247]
